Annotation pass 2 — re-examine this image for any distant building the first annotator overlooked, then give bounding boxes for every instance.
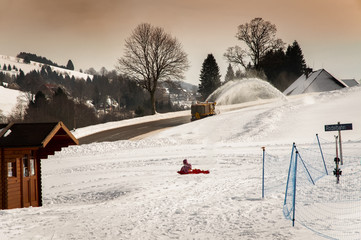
[283,69,348,96]
[341,79,359,87]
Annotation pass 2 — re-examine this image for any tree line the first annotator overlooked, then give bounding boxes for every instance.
[198,18,308,100]
[1,63,175,128]
[17,52,74,70]
[2,17,309,126]
[116,18,308,105]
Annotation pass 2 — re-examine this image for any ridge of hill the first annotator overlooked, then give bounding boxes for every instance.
[0,54,93,80]
[0,54,94,119]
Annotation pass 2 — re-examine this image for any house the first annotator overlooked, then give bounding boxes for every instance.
[0,122,78,210]
[341,79,359,88]
[283,69,348,96]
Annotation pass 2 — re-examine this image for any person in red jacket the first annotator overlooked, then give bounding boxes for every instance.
[180,159,192,173]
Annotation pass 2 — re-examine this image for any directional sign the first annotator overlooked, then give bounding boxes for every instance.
[324,123,353,132]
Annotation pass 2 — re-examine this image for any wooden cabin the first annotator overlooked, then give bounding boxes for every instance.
[0,122,78,210]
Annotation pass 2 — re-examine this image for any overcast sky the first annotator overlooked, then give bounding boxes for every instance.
[1,0,361,85]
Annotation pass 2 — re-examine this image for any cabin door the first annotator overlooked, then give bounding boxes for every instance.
[22,156,38,207]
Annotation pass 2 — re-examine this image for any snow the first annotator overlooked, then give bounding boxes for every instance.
[283,69,348,96]
[0,86,27,117]
[0,54,93,117]
[71,110,190,139]
[207,78,286,105]
[0,55,93,80]
[1,81,361,239]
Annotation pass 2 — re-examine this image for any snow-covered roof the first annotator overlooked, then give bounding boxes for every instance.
[342,79,359,87]
[283,69,348,96]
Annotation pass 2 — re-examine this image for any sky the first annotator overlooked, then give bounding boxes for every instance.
[1,0,361,85]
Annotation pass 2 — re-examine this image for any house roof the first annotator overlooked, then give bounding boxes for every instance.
[283,69,348,96]
[0,121,78,148]
[342,79,359,87]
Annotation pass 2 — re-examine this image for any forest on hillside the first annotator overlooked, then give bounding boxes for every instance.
[0,53,189,129]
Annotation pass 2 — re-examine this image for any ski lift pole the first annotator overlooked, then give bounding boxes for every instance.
[262,147,265,199]
[292,150,298,227]
[316,134,328,175]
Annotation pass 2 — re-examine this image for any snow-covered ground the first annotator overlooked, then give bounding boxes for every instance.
[0,86,27,117]
[1,82,361,239]
[0,54,93,117]
[0,55,92,80]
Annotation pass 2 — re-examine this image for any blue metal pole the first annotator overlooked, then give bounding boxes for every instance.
[262,147,265,199]
[294,146,315,185]
[292,150,298,227]
[284,143,295,205]
[316,134,328,175]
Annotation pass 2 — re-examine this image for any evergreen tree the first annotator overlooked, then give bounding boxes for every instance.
[66,60,74,70]
[33,91,47,109]
[286,41,306,78]
[198,54,221,101]
[258,40,307,91]
[259,49,287,87]
[23,55,31,64]
[24,91,49,122]
[224,64,235,83]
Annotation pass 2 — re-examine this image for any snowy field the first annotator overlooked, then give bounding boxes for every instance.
[1,82,361,239]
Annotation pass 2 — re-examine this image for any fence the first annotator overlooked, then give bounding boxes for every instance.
[262,135,361,239]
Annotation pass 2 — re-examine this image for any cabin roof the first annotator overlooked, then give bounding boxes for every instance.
[0,121,78,148]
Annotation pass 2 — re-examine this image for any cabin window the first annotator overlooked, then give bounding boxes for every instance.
[23,155,29,177]
[7,161,16,177]
[30,158,35,176]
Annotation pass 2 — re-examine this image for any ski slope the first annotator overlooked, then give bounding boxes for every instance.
[1,82,361,239]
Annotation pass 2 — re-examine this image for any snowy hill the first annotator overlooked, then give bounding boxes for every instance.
[0,54,94,118]
[0,54,93,80]
[1,81,361,239]
[0,86,27,117]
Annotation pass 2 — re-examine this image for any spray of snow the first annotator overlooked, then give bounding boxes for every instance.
[206,78,286,105]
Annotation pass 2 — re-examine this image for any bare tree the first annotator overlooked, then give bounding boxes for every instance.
[85,67,98,75]
[99,67,108,76]
[225,18,284,70]
[117,23,189,114]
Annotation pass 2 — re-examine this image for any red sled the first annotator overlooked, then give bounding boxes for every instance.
[177,169,210,175]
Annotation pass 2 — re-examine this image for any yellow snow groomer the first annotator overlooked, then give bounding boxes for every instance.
[191,102,216,121]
